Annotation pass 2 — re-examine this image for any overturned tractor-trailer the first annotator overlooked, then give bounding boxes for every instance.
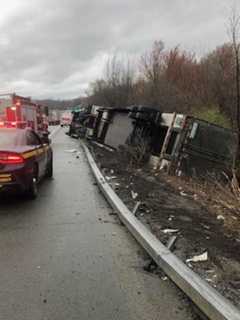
[155,113,237,179]
[91,106,133,148]
[89,105,237,179]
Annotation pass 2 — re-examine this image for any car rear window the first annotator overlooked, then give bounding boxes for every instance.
[0,129,26,147]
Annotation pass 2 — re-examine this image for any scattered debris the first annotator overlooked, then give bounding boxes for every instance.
[201,224,210,230]
[91,141,115,152]
[105,176,117,181]
[131,191,138,200]
[65,149,77,153]
[186,252,208,263]
[206,269,215,274]
[166,236,178,251]
[109,212,117,216]
[162,229,179,234]
[90,141,240,308]
[103,220,112,224]
[193,194,198,201]
[161,276,168,281]
[132,201,141,216]
[180,191,188,197]
[76,152,81,159]
[143,259,158,273]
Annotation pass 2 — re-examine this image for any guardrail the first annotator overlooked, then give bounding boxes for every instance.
[82,142,240,320]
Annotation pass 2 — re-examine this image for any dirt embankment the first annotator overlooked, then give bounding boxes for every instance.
[89,142,240,309]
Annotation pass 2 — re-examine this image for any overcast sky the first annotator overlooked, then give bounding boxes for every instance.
[0,0,237,99]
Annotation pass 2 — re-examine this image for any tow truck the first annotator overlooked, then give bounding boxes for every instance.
[0,94,53,199]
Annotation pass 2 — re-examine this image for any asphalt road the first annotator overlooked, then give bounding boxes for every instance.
[0,128,197,320]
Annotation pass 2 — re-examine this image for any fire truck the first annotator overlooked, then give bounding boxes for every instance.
[0,93,49,137]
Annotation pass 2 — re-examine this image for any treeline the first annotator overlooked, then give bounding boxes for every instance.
[87,40,238,128]
[35,97,86,110]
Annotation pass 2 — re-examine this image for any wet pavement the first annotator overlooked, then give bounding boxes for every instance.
[0,128,196,320]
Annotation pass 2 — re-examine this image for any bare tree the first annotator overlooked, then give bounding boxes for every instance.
[88,54,135,108]
[200,44,235,123]
[140,41,165,106]
[228,8,240,184]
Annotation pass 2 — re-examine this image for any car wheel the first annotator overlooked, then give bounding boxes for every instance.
[27,176,38,199]
[46,158,53,178]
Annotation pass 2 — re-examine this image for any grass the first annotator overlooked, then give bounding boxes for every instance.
[193,106,231,129]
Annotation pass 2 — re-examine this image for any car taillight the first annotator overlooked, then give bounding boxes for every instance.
[0,152,24,164]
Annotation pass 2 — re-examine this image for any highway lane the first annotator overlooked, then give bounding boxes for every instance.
[0,128,197,320]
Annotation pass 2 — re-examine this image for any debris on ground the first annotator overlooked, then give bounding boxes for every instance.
[105,176,117,181]
[167,236,178,251]
[132,201,141,216]
[131,191,138,200]
[180,191,188,197]
[109,212,117,216]
[162,229,179,234]
[143,259,158,273]
[186,252,208,263]
[76,151,82,159]
[89,142,240,308]
[65,149,78,153]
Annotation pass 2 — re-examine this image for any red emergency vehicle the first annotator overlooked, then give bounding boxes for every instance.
[0,93,49,137]
[0,94,52,199]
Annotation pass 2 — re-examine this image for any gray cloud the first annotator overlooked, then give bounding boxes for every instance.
[0,0,236,99]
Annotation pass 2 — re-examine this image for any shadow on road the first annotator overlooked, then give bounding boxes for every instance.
[0,179,52,210]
